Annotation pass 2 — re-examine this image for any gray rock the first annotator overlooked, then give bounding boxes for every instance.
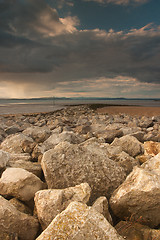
[0,196,39,240]
[0,168,44,201]
[5,125,22,135]
[36,201,124,240]
[23,126,51,143]
[41,141,126,202]
[110,155,160,228]
[111,135,144,157]
[34,183,91,230]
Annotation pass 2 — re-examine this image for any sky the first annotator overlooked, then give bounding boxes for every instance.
[0,0,160,98]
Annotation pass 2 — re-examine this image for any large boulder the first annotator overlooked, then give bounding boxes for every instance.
[0,168,44,201]
[34,183,91,230]
[41,141,126,202]
[111,135,144,157]
[110,155,160,228]
[0,133,35,154]
[36,201,124,240]
[0,196,39,240]
[23,126,51,143]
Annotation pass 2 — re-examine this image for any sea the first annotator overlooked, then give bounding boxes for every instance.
[0,98,160,115]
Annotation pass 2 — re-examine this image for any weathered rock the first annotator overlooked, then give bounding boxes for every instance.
[98,129,123,144]
[92,196,113,225]
[8,153,32,162]
[110,162,160,228]
[110,151,139,175]
[34,183,91,229]
[8,160,42,178]
[41,141,126,202]
[41,131,84,152]
[0,168,44,201]
[75,125,92,134]
[0,133,36,154]
[130,131,145,143]
[0,196,39,240]
[23,126,51,143]
[111,135,144,157]
[9,198,32,215]
[115,221,160,240]
[139,117,153,128]
[0,232,18,240]
[36,201,124,240]
[144,141,160,156]
[0,150,10,170]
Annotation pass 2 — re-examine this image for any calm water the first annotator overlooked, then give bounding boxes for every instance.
[0,98,160,115]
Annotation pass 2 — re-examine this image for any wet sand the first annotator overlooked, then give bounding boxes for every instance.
[97,106,160,117]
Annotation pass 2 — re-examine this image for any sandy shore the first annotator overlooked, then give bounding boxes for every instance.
[97,106,160,117]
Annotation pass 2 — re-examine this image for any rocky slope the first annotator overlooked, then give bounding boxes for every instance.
[0,104,160,240]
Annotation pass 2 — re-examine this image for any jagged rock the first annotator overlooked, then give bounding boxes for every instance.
[0,232,18,240]
[9,198,32,215]
[144,141,160,156]
[0,196,39,240]
[34,183,91,230]
[139,117,153,128]
[110,159,160,228]
[23,126,51,143]
[130,131,145,143]
[111,135,144,157]
[0,150,10,170]
[0,168,44,201]
[75,125,92,134]
[110,151,139,175]
[0,133,36,154]
[36,201,124,240]
[8,160,42,178]
[41,141,126,202]
[115,221,160,240]
[92,196,113,225]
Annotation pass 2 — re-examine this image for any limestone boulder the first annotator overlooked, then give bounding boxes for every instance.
[0,196,39,240]
[0,168,44,201]
[111,135,144,157]
[34,183,91,229]
[0,150,10,170]
[110,161,160,228]
[92,196,113,225]
[9,153,32,162]
[98,129,123,143]
[0,133,36,154]
[36,201,124,240]
[23,126,51,143]
[41,141,126,202]
[5,125,22,135]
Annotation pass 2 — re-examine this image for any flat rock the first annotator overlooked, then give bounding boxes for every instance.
[0,196,39,240]
[111,135,144,157]
[0,133,35,154]
[41,141,126,202]
[36,201,124,240]
[0,168,44,201]
[34,183,91,230]
[110,160,160,228]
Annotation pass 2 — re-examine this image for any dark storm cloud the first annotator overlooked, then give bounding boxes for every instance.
[0,0,159,86]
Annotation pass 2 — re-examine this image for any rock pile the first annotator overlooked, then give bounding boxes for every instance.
[0,104,159,240]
